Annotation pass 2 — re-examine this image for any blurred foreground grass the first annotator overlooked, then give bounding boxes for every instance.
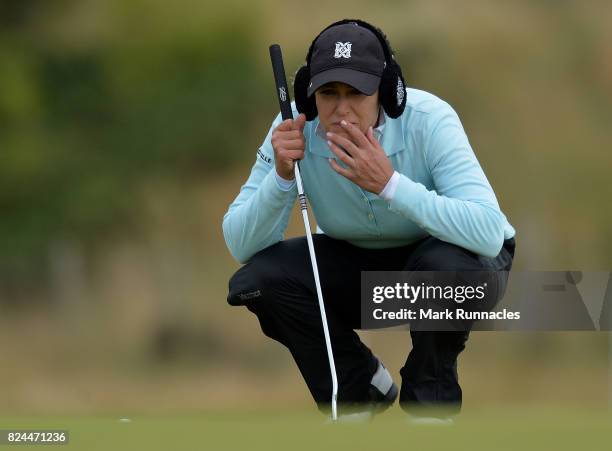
[1,407,611,451]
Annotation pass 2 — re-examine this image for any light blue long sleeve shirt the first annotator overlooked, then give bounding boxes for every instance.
[223,88,516,263]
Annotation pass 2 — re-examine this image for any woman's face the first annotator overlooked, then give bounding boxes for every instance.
[314,82,380,141]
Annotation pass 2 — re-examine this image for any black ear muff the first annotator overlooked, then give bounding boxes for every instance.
[293,65,317,121]
[379,60,406,119]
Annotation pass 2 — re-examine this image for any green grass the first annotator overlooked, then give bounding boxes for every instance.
[1,407,610,450]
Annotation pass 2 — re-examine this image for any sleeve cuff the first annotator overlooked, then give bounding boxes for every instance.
[387,173,432,221]
[275,168,296,191]
[378,171,401,201]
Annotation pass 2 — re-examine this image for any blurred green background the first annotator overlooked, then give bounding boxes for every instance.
[1,0,611,426]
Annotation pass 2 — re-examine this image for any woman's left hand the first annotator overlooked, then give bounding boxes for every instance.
[326,120,394,194]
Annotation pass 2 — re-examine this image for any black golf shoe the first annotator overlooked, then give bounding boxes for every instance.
[327,359,398,423]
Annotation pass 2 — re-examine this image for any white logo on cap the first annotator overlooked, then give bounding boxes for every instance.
[334,42,352,59]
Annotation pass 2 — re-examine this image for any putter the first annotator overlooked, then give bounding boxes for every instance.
[269,44,339,422]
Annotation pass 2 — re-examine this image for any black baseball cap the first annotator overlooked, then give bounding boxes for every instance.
[307,22,385,97]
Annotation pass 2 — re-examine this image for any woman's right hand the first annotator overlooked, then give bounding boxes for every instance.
[271,113,306,180]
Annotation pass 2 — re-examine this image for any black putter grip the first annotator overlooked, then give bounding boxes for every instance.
[269,44,294,121]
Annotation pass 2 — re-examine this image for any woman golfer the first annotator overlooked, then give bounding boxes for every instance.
[223,19,516,422]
